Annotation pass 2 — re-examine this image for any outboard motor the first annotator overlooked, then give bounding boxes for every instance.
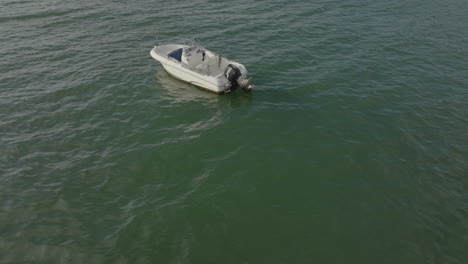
[224,64,242,91]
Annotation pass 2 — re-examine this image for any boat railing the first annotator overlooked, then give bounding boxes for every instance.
[155,35,161,46]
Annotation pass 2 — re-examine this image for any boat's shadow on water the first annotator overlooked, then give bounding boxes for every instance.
[154,68,253,108]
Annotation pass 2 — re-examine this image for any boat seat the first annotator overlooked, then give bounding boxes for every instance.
[168,48,183,62]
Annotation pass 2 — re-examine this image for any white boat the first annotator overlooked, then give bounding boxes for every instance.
[150,39,253,94]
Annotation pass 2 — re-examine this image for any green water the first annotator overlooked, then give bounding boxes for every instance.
[1,0,468,263]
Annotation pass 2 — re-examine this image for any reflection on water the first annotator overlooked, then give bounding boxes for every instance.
[154,68,219,105]
[153,67,254,109]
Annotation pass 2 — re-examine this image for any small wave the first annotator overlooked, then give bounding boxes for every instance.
[0,8,81,23]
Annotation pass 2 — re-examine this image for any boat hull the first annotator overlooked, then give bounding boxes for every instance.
[150,48,227,94]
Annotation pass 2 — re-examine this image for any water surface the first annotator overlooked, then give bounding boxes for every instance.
[1,0,468,263]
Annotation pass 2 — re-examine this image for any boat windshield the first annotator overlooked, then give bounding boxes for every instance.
[168,48,183,62]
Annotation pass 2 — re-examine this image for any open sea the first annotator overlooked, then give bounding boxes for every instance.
[1,0,468,263]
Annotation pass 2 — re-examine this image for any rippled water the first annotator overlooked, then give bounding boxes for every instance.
[1,0,468,263]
